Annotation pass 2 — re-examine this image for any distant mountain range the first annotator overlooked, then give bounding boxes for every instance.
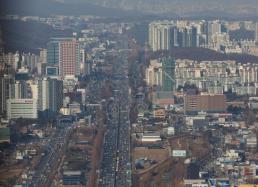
[0,0,142,17]
[0,0,258,18]
[62,0,258,17]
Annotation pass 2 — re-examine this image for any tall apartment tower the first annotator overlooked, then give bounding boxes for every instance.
[207,21,222,44]
[59,40,80,77]
[46,38,80,77]
[255,22,258,42]
[149,22,198,50]
[149,22,174,51]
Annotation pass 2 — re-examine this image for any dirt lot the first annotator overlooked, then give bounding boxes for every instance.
[132,134,211,187]
[132,147,169,166]
[0,165,24,185]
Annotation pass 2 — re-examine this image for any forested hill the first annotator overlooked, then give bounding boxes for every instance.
[0,0,141,17]
[151,48,258,64]
[0,20,72,54]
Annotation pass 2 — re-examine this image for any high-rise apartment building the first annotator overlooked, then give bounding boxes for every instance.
[255,22,258,42]
[39,48,47,64]
[149,22,175,51]
[207,21,222,44]
[46,38,80,77]
[149,21,199,51]
[145,59,163,87]
[28,81,38,100]
[3,52,20,71]
[21,53,39,71]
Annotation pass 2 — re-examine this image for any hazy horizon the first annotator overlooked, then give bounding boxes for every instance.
[0,0,258,18]
[61,0,258,17]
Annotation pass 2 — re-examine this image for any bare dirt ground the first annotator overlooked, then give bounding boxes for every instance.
[132,134,211,187]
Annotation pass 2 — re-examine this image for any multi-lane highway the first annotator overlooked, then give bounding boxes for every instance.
[98,52,132,187]
[31,124,72,187]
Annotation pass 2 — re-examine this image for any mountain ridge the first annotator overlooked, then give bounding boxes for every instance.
[61,0,258,17]
[0,0,142,17]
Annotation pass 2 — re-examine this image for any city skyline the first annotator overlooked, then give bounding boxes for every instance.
[1,1,258,187]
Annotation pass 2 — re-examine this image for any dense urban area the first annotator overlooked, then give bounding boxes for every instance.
[1,3,258,187]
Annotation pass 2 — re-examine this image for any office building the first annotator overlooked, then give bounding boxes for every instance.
[0,72,14,117]
[7,99,38,120]
[47,39,60,65]
[184,94,226,113]
[38,77,63,113]
[48,78,63,113]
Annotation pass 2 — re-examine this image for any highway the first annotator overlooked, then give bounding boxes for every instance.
[98,51,132,187]
[30,124,72,187]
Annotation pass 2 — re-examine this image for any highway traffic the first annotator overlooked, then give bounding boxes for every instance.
[98,51,132,187]
[31,124,72,187]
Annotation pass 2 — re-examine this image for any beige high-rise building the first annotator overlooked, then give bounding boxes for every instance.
[255,22,258,42]
[59,40,80,77]
[145,59,162,87]
[149,22,174,51]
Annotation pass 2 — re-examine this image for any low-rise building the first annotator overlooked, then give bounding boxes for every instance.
[141,132,161,142]
[7,99,38,120]
[184,93,226,113]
